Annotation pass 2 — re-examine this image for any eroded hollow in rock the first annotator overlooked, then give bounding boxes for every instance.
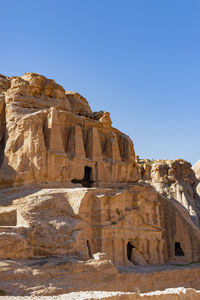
[175,242,184,256]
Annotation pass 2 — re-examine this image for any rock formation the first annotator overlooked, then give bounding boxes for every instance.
[137,158,200,225]
[0,72,200,296]
[193,160,200,181]
[0,73,138,187]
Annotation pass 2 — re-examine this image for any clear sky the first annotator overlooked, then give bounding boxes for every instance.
[1,0,200,164]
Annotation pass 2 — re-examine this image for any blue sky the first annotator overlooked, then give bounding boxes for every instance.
[1,0,200,164]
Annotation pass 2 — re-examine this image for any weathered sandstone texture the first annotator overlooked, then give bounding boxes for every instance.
[0,185,200,265]
[1,255,200,296]
[0,73,138,187]
[137,158,200,225]
[0,73,200,296]
[192,160,200,231]
[193,160,200,181]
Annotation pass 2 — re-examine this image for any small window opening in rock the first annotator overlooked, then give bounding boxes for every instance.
[87,240,93,258]
[175,242,184,256]
[127,242,135,262]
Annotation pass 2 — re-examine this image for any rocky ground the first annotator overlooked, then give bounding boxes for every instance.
[0,256,200,296]
[1,288,200,299]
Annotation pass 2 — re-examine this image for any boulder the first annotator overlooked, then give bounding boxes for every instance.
[66,91,92,117]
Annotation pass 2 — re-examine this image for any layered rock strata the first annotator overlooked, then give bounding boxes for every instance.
[0,185,200,266]
[0,73,138,187]
[0,73,200,296]
[137,158,200,225]
[1,255,200,296]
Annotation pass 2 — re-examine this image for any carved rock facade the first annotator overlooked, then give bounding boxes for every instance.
[0,73,138,187]
[0,73,200,296]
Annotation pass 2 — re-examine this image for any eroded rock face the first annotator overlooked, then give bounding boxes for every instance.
[0,184,200,266]
[1,256,200,297]
[192,161,200,223]
[5,73,71,127]
[66,91,92,117]
[193,160,200,181]
[0,74,10,94]
[0,73,139,187]
[0,75,10,168]
[1,72,200,296]
[137,159,199,225]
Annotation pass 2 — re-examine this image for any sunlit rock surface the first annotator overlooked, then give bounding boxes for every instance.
[0,73,200,296]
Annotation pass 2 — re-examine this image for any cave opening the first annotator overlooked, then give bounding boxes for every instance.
[175,242,184,256]
[127,242,135,262]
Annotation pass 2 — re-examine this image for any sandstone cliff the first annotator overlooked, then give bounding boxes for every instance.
[137,158,200,225]
[0,73,138,187]
[0,73,200,297]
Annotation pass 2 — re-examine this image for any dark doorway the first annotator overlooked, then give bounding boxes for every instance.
[71,166,93,187]
[87,240,93,258]
[82,166,92,187]
[83,166,92,186]
[175,242,184,256]
[127,242,134,262]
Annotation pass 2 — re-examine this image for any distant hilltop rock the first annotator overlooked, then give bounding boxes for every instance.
[0,72,139,187]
